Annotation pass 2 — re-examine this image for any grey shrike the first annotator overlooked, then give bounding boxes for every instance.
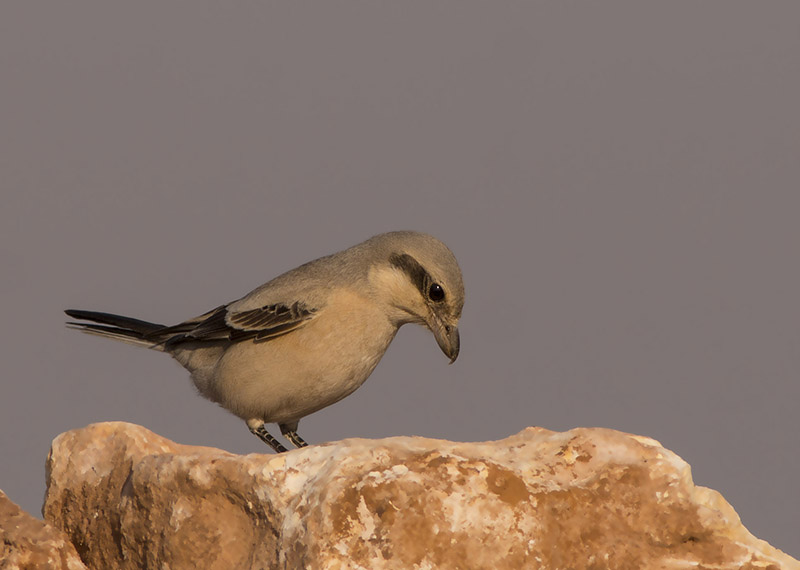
[66,231,464,452]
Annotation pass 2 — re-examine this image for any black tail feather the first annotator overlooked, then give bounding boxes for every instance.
[64,309,165,334]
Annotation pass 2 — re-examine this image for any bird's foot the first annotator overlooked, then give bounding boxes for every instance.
[248,422,288,453]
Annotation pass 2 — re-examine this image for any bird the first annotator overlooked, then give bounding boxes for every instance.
[65,231,464,453]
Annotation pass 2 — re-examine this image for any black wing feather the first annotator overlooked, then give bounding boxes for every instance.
[156,302,316,346]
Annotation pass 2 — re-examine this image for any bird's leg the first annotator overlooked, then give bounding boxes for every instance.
[280,422,309,448]
[247,419,288,453]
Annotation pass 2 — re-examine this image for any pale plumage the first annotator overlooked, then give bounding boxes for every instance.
[66,231,464,452]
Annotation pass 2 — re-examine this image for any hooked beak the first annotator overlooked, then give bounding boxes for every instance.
[431,321,460,363]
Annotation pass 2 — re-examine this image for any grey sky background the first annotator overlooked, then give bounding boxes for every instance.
[1,2,798,556]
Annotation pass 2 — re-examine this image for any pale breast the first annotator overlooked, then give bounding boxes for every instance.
[212,288,399,424]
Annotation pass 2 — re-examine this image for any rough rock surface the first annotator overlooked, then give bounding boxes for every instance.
[0,489,87,570]
[43,422,798,570]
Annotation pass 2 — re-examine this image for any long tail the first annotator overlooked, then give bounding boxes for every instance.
[65,309,167,350]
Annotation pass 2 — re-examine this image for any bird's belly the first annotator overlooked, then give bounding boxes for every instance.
[212,309,397,424]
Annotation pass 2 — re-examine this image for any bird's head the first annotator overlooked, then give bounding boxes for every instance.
[366,231,464,363]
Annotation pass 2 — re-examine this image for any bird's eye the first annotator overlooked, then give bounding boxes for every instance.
[428,283,445,302]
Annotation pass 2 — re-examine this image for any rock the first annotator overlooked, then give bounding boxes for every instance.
[43,422,798,570]
[0,489,87,570]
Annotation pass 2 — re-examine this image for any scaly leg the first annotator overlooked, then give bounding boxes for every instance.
[280,422,309,448]
[247,419,288,453]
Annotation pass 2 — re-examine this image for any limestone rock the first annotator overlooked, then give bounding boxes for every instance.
[0,489,87,570]
[43,422,798,570]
